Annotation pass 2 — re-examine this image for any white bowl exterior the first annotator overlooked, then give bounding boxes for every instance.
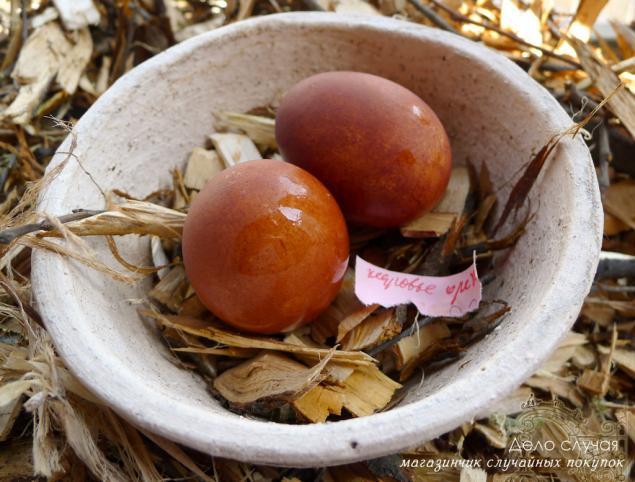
[31,13,602,467]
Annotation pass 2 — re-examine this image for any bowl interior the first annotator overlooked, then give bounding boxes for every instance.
[32,13,601,467]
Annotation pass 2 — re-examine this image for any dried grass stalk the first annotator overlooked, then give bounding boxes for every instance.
[40,200,186,239]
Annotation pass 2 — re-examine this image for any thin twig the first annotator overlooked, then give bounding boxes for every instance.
[301,0,326,11]
[597,121,612,197]
[426,0,581,68]
[595,253,635,280]
[367,315,436,356]
[407,0,462,35]
[0,210,103,244]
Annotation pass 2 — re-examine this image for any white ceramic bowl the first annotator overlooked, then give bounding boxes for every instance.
[32,12,602,467]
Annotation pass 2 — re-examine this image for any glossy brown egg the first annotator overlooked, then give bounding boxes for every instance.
[275,71,452,228]
[182,159,349,334]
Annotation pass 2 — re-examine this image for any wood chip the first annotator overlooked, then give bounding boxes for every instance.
[2,22,92,124]
[283,333,356,385]
[474,418,507,449]
[604,211,630,236]
[148,266,188,312]
[571,39,635,139]
[500,0,542,47]
[603,180,635,230]
[150,236,170,279]
[335,304,380,342]
[585,298,635,317]
[475,386,534,419]
[340,309,401,351]
[213,351,331,407]
[577,368,605,395]
[293,385,344,423]
[31,7,60,29]
[525,375,585,407]
[312,268,365,343]
[53,0,101,30]
[210,133,261,168]
[572,345,596,369]
[393,322,451,374]
[598,345,635,378]
[217,112,276,150]
[329,364,401,417]
[539,331,588,373]
[334,0,382,15]
[183,148,223,191]
[401,167,470,238]
[567,0,609,44]
[143,311,377,366]
[460,467,488,482]
[615,409,635,444]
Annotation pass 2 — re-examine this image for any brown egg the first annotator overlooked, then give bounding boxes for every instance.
[182,159,349,334]
[275,71,452,228]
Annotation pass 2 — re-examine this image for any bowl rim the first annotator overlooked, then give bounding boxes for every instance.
[31,11,602,467]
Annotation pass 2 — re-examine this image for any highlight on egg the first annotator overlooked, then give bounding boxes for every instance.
[275,71,452,228]
[182,159,349,334]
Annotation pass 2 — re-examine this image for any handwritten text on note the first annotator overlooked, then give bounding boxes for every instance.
[354,256,482,317]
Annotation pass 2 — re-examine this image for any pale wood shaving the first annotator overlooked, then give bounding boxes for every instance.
[335,303,380,342]
[52,0,101,30]
[217,112,276,150]
[603,180,635,230]
[571,39,635,138]
[148,266,188,312]
[2,23,92,124]
[210,132,261,168]
[340,308,401,351]
[328,364,401,417]
[183,148,223,191]
[401,167,470,238]
[293,385,343,423]
[213,351,332,406]
[144,311,377,366]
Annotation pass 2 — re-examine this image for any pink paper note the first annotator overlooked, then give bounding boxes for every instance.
[354,256,482,317]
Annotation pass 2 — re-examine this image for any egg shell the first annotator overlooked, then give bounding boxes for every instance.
[275,71,452,227]
[182,159,349,334]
